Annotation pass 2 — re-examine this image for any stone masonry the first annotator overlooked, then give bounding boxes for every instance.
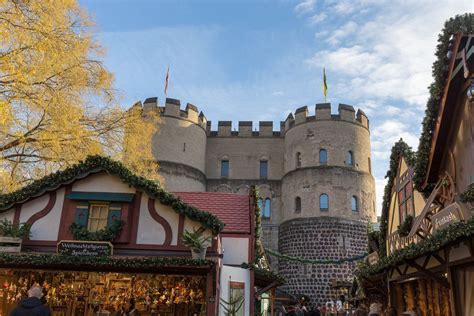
[136,97,376,304]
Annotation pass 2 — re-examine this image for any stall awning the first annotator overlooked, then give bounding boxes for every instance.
[66,192,135,202]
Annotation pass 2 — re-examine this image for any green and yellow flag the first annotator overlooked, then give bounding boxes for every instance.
[323,67,328,102]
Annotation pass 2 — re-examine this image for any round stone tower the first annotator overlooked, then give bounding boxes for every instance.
[279,103,376,303]
[142,97,208,192]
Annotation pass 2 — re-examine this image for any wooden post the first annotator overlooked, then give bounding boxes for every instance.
[433,281,441,316]
[427,279,435,316]
[395,283,404,315]
[406,282,415,312]
[271,288,275,316]
[418,279,427,316]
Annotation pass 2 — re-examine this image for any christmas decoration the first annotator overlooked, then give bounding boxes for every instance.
[0,155,225,235]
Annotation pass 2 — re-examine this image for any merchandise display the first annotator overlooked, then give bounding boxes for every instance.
[0,269,206,316]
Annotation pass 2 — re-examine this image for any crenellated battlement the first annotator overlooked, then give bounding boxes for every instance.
[133,97,208,129]
[132,98,370,137]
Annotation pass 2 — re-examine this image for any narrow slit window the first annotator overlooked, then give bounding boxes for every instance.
[260,160,268,179]
[221,160,229,178]
[347,151,353,166]
[319,149,327,164]
[295,197,301,214]
[351,196,358,212]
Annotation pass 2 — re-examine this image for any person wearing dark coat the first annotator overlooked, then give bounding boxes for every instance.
[10,285,50,316]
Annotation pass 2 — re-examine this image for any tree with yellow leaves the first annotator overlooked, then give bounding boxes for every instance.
[0,0,160,192]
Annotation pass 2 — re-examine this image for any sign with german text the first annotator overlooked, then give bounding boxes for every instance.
[57,240,113,256]
[432,203,463,232]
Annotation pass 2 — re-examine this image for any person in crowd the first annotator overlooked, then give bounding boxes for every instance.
[10,285,50,316]
[309,303,322,316]
[368,301,382,316]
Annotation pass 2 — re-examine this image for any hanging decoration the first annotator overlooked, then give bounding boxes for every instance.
[264,248,368,265]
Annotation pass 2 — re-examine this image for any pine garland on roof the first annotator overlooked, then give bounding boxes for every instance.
[379,139,415,258]
[413,13,474,193]
[0,156,225,235]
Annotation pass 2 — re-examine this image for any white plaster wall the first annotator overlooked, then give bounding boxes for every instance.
[222,237,249,265]
[153,200,180,245]
[72,173,135,193]
[0,209,15,223]
[183,218,213,247]
[137,193,167,245]
[220,265,251,316]
[19,194,49,224]
[31,188,65,241]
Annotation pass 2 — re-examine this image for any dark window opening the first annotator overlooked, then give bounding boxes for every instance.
[260,160,268,179]
[351,196,358,212]
[221,160,229,178]
[295,197,301,214]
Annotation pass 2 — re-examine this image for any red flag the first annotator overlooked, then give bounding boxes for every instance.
[164,65,170,96]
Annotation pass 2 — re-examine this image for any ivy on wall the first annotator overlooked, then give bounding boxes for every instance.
[413,13,474,193]
[0,156,225,235]
[252,186,264,261]
[379,139,415,258]
[0,253,214,271]
[357,216,474,279]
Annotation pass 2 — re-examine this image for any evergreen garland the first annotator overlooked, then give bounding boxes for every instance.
[397,215,414,237]
[240,262,285,285]
[460,184,474,203]
[413,13,474,193]
[357,216,474,279]
[0,156,225,235]
[69,220,124,242]
[379,139,415,258]
[252,186,264,261]
[265,248,367,265]
[0,253,213,271]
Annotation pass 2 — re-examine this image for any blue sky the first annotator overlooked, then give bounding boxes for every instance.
[80,0,472,214]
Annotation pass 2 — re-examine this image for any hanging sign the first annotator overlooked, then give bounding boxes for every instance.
[367,252,379,266]
[57,240,113,256]
[431,203,464,232]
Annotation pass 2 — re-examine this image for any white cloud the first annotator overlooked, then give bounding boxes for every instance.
[326,21,358,45]
[294,0,316,15]
[309,12,327,24]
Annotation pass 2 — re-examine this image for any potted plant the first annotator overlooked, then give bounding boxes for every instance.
[182,227,212,259]
[0,219,31,253]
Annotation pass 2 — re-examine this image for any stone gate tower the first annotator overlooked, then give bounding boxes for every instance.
[135,97,376,303]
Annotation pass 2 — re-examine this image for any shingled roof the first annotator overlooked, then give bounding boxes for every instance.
[175,192,251,234]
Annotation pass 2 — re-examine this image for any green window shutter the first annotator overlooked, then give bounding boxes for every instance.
[74,203,89,227]
[107,203,122,227]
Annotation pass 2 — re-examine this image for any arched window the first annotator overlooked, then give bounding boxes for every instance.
[319,149,327,164]
[347,151,353,166]
[351,196,358,212]
[257,198,263,213]
[263,198,271,218]
[320,194,329,211]
[296,152,302,168]
[295,197,301,213]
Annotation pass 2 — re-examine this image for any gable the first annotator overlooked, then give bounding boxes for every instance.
[0,156,224,235]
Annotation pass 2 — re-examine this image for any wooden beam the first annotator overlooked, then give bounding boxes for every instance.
[255,281,279,297]
[405,260,450,289]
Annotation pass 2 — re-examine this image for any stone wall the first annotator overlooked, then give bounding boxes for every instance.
[278,217,367,304]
